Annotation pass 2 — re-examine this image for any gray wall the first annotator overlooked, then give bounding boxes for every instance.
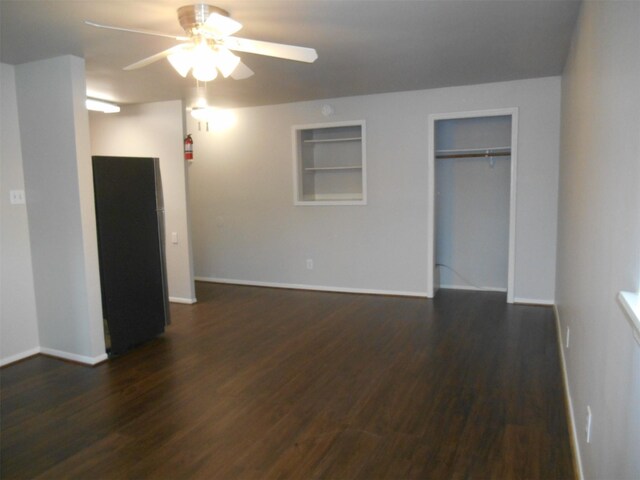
[556,1,640,478]
[188,77,561,302]
[14,56,105,361]
[435,116,511,291]
[89,101,196,303]
[0,63,40,364]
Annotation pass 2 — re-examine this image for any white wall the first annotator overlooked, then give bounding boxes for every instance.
[0,63,40,365]
[188,77,561,302]
[14,56,106,363]
[435,116,511,291]
[89,101,196,303]
[556,1,640,478]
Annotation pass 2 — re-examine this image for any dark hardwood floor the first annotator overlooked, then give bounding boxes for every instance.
[1,283,574,479]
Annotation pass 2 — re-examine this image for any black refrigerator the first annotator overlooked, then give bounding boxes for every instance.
[92,156,170,356]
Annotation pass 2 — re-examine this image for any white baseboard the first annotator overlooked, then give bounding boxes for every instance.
[1,347,107,367]
[195,276,428,298]
[40,347,108,366]
[169,296,198,304]
[553,304,584,480]
[439,284,507,293]
[0,347,41,367]
[513,296,555,306]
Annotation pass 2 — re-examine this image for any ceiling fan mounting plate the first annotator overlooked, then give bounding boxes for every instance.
[178,4,230,33]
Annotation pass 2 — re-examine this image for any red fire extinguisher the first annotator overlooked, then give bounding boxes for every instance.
[184,134,193,161]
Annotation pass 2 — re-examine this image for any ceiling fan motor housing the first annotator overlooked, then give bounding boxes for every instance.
[178,4,230,35]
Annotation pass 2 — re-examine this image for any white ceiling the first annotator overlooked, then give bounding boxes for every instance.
[0,0,581,108]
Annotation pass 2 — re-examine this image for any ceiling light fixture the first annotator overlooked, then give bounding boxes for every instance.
[190,107,211,121]
[190,106,236,130]
[166,40,241,82]
[86,98,120,113]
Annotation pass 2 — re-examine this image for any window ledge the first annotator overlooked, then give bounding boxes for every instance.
[617,291,640,346]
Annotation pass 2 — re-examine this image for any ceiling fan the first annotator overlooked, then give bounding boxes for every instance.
[86,3,318,82]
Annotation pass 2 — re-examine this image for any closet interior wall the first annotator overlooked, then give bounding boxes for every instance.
[435,115,511,292]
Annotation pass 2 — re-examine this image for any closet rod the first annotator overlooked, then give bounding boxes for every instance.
[436,152,511,159]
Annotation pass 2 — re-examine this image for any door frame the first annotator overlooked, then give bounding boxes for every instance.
[426,107,519,303]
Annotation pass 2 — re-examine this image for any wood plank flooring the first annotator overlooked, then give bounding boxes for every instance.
[1,283,574,479]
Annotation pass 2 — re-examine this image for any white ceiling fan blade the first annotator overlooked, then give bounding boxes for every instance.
[85,21,190,41]
[230,61,254,80]
[203,12,242,37]
[222,37,318,63]
[124,44,189,71]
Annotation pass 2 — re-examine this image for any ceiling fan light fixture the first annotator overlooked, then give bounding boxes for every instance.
[213,46,241,77]
[192,63,218,82]
[167,49,194,77]
[191,40,218,81]
[87,4,317,84]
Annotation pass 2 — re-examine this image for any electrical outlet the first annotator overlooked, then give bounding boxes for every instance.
[585,406,592,443]
[9,190,25,205]
[306,259,314,270]
[566,326,570,348]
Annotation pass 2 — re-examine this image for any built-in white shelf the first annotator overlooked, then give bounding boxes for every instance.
[302,193,363,201]
[293,121,366,206]
[303,137,362,144]
[305,165,363,172]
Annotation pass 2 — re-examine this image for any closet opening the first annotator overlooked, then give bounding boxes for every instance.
[427,108,518,303]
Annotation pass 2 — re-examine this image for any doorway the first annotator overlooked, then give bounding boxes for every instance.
[427,108,518,303]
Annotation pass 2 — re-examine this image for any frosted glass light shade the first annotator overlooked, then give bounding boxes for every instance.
[190,107,211,121]
[192,63,218,82]
[192,41,218,82]
[213,47,240,78]
[190,107,236,130]
[167,49,194,77]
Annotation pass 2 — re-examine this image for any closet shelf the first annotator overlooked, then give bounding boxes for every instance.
[436,146,511,159]
[303,137,362,143]
[305,165,362,172]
